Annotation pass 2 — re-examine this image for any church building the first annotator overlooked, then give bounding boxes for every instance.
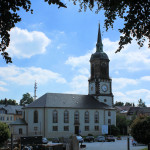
[10,25,116,138]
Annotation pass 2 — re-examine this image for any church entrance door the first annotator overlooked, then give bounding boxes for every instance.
[75,126,79,135]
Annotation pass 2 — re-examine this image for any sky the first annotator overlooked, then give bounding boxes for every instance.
[0,0,150,106]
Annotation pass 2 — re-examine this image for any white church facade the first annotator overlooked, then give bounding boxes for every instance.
[10,25,116,138]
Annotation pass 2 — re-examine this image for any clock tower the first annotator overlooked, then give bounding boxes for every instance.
[88,24,113,106]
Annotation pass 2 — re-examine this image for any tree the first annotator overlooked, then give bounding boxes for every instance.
[0,0,150,63]
[131,115,150,145]
[20,93,33,106]
[116,114,128,135]
[108,125,120,136]
[0,98,18,105]
[125,102,132,106]
[137,99,146,107]
[114,101,124,106]
[0,122,10,146]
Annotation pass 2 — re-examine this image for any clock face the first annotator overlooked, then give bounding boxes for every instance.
[101,84,108,92]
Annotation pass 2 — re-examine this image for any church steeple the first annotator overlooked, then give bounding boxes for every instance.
[96,23,103,52]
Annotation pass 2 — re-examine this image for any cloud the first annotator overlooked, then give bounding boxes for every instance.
[114,89,150,106]
[65,50,93,68]
[112,78,138,90]
[0,87,8,92]
[67,75,88,94]
[140,76,150,82]
[7,27,51,58]
[0,65,66,85]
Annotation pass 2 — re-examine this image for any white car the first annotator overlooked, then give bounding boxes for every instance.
[76,136,84,143]
[42,137,48,144]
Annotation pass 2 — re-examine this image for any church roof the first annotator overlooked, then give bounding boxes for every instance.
[25,93,114,110]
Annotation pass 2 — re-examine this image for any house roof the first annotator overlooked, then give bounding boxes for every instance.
[10,118,27,125]
[127,107,141,115]
[25,93,114,110]
[115,106,131,112]
[137,107,150,113]
[0,105,23,114]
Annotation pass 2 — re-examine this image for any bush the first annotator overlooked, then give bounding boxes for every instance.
[0,122,10,146]
[131,115,150,145]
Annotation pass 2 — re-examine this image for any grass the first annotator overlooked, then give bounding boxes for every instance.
[140,148,147,150]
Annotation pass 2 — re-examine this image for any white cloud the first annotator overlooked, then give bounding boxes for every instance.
[140,76,150,82]
[0,81,7,86]
[67,75,88,94]
[65,50,92,68]
[0,65,66,85]
[114,89,150,106]
[8,27,51,58]
[112,78,138,90]
[0,87,8,92]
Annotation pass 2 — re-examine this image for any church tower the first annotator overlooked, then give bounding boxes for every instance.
[88,24,113,106]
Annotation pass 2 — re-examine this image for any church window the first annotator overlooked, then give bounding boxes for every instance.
[53,126,58,131]
[94,111,99,123]
[19,128,22,134]
[95,126,99,131]
[84,111,89,123]
[53,110,58,123]
[74,111,79,123]
[34,110,38,123]
[64,110,69,123]
[108,111,111,116]
[64,126,69,131]
[108,119,111,125]
[85,126,89,131]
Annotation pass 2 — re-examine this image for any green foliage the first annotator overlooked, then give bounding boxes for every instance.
[114,101,124,106]
[0,122,10,146]
[108,125,120,136]
[20,93,33,106]
[131,115,150,145]
[125,102,132,106]
[0,0,150,63]
[137,99,146,107]
[116,114,128,135]
[0,98,18,105]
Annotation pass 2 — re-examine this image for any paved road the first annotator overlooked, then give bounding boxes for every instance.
[80,139,147,150]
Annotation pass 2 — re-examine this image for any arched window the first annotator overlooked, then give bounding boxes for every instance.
[85,111,89,123]
[53,110,58,123]
[74,111,79,123]
[64,110,69,123]
[95,111,99,123]
[34,110,38,123]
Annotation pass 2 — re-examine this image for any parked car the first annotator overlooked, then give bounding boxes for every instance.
[42,137,48,144]
[106,135,115,142]
[84,136,95,142]
[76,136,84,143]
[132,139,145,146]
[52,138,59,143]
[95,136,105,142]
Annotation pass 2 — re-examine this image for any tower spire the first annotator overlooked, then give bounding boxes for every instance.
[96,23,103,52]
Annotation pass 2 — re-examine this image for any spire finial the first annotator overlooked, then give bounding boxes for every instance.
[96,23,103,52]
